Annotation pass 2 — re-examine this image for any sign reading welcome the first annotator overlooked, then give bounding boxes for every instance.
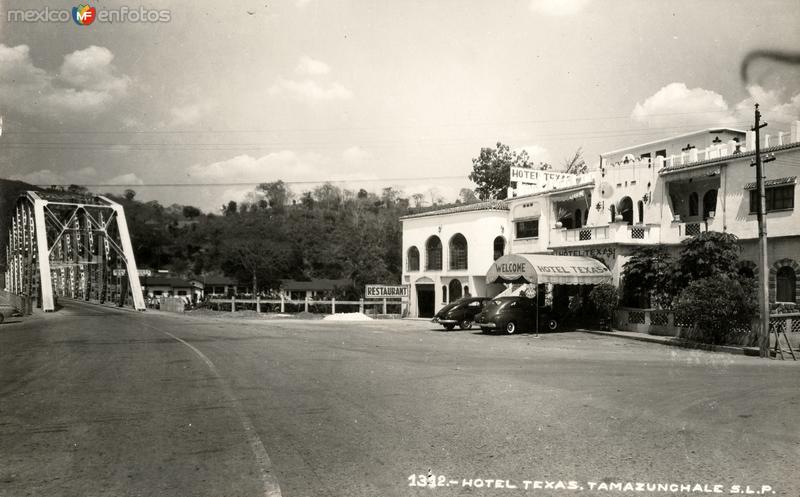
[365,285,409,299]
[487,254,612,285]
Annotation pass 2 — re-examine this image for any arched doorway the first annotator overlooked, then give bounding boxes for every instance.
[703,189,718,219]
[448,279,462,302]
[618,197,633,225]
[637,200,644,224]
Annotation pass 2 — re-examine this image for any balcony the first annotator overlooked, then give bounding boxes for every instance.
[550,222,660,248]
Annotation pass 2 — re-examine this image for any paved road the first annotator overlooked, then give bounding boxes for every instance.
[1,301,798,497]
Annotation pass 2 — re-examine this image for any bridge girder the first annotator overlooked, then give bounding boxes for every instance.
[5,191,145,312]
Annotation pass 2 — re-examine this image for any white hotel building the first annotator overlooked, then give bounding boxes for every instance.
[401,122,800,318]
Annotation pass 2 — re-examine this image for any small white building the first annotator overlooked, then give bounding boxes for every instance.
[401,122,800,317]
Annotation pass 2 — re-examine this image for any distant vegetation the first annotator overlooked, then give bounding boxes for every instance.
[0,179,479,298]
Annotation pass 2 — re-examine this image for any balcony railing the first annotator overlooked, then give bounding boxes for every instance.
[553,223,658,246]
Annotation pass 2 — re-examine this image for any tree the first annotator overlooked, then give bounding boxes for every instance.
[458,188,479,204]
[182,205,202,219]
[124,189,137,201]
[621,246,673,308]
[224,200,238,216]
[257,180,293,210]
[673,275,757,345]
[469,142,533,200]
[411,193,425,208]
[671,231,744,291]
[563,147,588,175]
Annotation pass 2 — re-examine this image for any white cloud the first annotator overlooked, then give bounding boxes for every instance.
[342,146,371,163]
[10,167,142,187]
[295,0,312,7]
[734,85,800,124]
[167,102,213,127]
[0,44,130,118]
[516,144,552,165]
[186,150,327,183]
[296,55,330,76]
[530,0,590,16]
[107,173,144,185]
[268,77,352,101]
[632,82,800,129]
[269,57,352,102]
[631,83,733,127]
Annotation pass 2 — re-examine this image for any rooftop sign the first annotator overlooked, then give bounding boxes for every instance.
[510,167,579,194]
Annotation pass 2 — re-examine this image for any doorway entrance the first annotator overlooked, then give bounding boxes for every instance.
[416,284,435,317]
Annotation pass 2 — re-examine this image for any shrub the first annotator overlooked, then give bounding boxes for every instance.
[673,275,757,345]
[589,283,619,323]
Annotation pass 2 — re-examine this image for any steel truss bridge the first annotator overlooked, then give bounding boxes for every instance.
[5,191,145,312]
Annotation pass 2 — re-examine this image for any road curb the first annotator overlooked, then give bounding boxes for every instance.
[579,329,761,356]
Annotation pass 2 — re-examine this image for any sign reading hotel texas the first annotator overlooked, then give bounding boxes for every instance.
[365,285,409,299]
[509,166,578,193]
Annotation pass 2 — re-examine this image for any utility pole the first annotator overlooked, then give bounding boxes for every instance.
[752,104,775,358]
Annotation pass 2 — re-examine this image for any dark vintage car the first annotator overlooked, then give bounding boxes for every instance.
[432,297,490,330]
[475,296,559,334]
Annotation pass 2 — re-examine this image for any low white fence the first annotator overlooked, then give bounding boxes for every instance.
[205,296,407,316]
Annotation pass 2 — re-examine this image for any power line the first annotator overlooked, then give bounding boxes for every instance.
[1,121,754,152]
[0,109,759,135]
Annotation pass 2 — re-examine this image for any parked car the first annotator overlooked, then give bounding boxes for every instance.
[475,296,559,334]
[432,297,490,330]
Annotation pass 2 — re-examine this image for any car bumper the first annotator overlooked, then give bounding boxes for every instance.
[432,318,458,324]
[478,322,497,329]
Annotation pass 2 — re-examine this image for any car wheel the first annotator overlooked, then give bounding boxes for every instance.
[443,323,456,331]
[546,318,558,331]
[505,321,517,335]
[459,319,473,330]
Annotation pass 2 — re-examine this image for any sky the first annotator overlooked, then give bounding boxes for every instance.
[1,0,799,211]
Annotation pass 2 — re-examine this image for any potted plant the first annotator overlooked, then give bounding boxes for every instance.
[707,211,716,218]
[614,214,624,222]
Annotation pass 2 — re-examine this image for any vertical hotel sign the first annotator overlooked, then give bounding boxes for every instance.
[510,167,578,193]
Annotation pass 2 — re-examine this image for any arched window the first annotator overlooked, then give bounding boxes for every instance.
[448,279,462,302]
[493,236,505,261]
[426,236,442,270]
[689,192,699,217]
[407,246,420,272]
[463,285,470,297]
[703,189,718,219]
[618,197,633,225]
[441,285,447,303]
[574,209,583,228]
[777,266,797,302]
[449,233,468,270]
[637,200,644,224]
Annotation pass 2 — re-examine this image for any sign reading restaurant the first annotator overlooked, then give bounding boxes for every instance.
[365,284,409,299]
[509,167,579,193]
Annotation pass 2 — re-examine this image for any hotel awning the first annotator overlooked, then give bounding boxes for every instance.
[486,253,612,285]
